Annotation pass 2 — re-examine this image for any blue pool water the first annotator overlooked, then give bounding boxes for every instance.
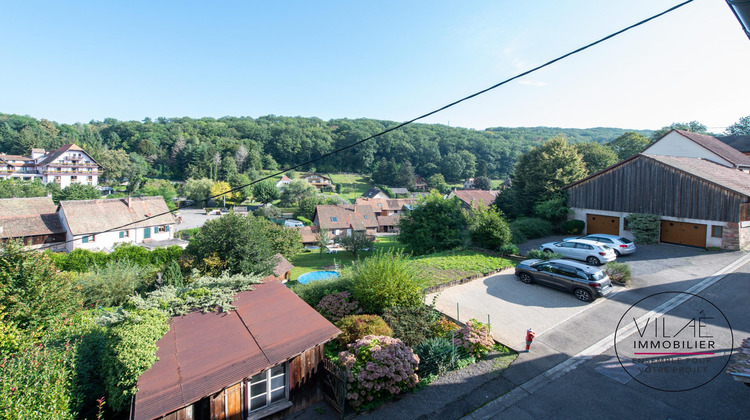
[297,271,339,284]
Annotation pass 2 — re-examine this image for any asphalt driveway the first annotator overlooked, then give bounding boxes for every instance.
[429,240,745,352]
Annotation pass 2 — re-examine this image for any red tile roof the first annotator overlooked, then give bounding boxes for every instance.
[59,196,175,235]
[354,198,415,212]
[133,280,340,420]
[451,190,497,209]
[315,205,378,230]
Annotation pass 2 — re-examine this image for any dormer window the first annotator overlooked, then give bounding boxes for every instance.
[331,217,338,222]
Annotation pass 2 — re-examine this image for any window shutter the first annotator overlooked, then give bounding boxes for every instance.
[166,225,170,232]
[154,227,158,234]
[82,236,88,244]
[119,231,124,238]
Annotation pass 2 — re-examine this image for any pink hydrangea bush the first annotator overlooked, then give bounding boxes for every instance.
[452,319,494,358]
[316,291,362,322]
[338,335,420,409]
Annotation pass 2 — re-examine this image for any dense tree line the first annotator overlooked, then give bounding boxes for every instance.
[1,113,659,185]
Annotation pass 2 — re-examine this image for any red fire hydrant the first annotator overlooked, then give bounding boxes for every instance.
[525,328,536,352]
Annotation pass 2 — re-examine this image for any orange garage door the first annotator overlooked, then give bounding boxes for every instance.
[660,221,706,248]
[586,214,620,235]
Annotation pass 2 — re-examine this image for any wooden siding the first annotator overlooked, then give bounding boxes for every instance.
[568,157,746,223]
[289,344,325,389]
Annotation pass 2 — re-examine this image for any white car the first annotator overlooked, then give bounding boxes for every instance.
[564,234,636,256]
[540,239,617,265]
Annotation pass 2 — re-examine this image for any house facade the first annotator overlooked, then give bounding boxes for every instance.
[275,175,292,189]
[565,153,750,250]
[0,144,103,188]
[642,130,750,170]
[0,197,66,250]
[131,279,341,420]
[413,175,428,191]
[361,187,388,199]
[313,205,378,238]
[302,173,333,191]
[58,196,176,252]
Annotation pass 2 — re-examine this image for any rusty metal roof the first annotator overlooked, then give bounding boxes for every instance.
[133,280,340,420]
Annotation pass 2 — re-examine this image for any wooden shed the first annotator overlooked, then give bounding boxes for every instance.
[564,153,750,250]
[131,279,340,420]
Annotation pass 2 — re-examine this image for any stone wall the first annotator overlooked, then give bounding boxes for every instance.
[723,223,739,250]
[740,224,750,251]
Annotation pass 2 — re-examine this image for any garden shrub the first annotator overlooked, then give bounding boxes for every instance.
[509,217,554,240]
[349,251,425,314]
[532,195,570,223]
[162,260,184,287]
[561,219,585,235]
[509,225,527,244]
[297,216,313,226]
[498,244,520,257]
[467,205,513,251]
[382,305,440,347]
[431,316,459,338]
[626,213,661,244]
[102,309,170,413]
[604,261,631,285]
[177,227,201,240]
[415,337,454,376]
[290,275,353,307]
[452,319,494,358]
[54,248,109,272]
[335,315,392,347]
[316,291,362,322]
[338,335,419,410]
[76,259,155,308]
[526,249,564,261]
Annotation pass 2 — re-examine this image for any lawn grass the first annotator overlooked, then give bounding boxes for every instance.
[327,173,372,202]
[289,238,513,289]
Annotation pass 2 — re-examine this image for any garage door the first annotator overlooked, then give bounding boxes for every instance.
[660,221,707,248]
[586,214,620,235]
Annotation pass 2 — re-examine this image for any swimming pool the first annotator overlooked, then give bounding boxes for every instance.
[297,271,339,284]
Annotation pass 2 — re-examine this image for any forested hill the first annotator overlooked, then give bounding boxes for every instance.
[0,113,651,182]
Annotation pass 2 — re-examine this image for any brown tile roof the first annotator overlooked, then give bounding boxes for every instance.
[354,198,416,212]
[643,154,750,197]
[716,135,750,154]
[37,144,93,167]
[272,253,294,278]
[377,214,400,226]
[0,196,57,217]
[673,130,750,167]
[0,214,64,239]
[315,205,378,230]
[451,190,498,209]
[132,280,340,420]
[59,196,175,235]
[295,225,318,244]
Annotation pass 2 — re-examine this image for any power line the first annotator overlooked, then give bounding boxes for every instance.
[9,0,695,254]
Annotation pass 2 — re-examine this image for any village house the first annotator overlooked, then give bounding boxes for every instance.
[302,173,334,191]
[295,225,320,247]
[0,196,66,250]
[716,134,750,156]
[0,144,103,188]
[413,175,428,191]
[275,174,292,189]
[361,187,388,199]
[462,178,475,189]
[448,189,498,212]
[565,130,750,250]
[130,278,341,420]
[57,196,177,252]
[354,197,416,233]
[313,204,378,238]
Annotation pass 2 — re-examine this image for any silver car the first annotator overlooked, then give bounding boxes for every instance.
[539,239,617,265]
[564,234,636,256]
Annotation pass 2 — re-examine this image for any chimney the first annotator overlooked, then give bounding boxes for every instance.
[127,196,131,208]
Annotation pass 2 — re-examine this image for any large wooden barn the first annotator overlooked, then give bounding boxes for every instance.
[565,152,750,249]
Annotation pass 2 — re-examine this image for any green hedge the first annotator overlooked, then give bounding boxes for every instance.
[625,213,660,244]
[509,217,553,240]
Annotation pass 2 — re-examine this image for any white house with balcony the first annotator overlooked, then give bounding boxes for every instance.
[0,144,103,188]
[57,196,177,252]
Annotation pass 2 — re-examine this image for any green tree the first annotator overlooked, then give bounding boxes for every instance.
[316,229,330,257]
[348,251,425,314]
[220,155,239,181]
[252,180,280,204]
[466,205,512,250]
[575,142,619,174]
[725,115,750,135]
[396,160,416,189]
[185,213,276,275]
[338,232,375,258]
[295,195,319,220]
[125,152,149,193]
[279,179,317,207]
[473,176,492,190]
[263,222,303,258]
[210,181,234,206]
[398,192,466,254]
[371,158,398,185]
[511,137,587,216]
[606,132,650,160]
[181,177,213,207]
[427,173,451,195]
[139,179,177,210]
[59,183,101,201]
[0,240,75,331]
[90,148,130,185]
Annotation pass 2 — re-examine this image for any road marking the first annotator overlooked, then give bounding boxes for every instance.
[464,251,750,420]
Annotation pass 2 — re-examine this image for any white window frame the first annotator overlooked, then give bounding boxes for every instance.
[246,363,289,418]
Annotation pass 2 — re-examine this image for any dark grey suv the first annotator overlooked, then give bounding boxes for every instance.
[514,259,613,302]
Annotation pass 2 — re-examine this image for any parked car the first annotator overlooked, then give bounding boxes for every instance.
[539,239,616,265]
[564,234,636,256]
[515,259,613,302]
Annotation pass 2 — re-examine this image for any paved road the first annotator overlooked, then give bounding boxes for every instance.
[173,208,223,231]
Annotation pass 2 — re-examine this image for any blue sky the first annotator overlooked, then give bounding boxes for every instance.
[2,0,748,131]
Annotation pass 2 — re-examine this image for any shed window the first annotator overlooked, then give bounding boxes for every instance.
[248,364,287,413]
[712,226,723,238]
